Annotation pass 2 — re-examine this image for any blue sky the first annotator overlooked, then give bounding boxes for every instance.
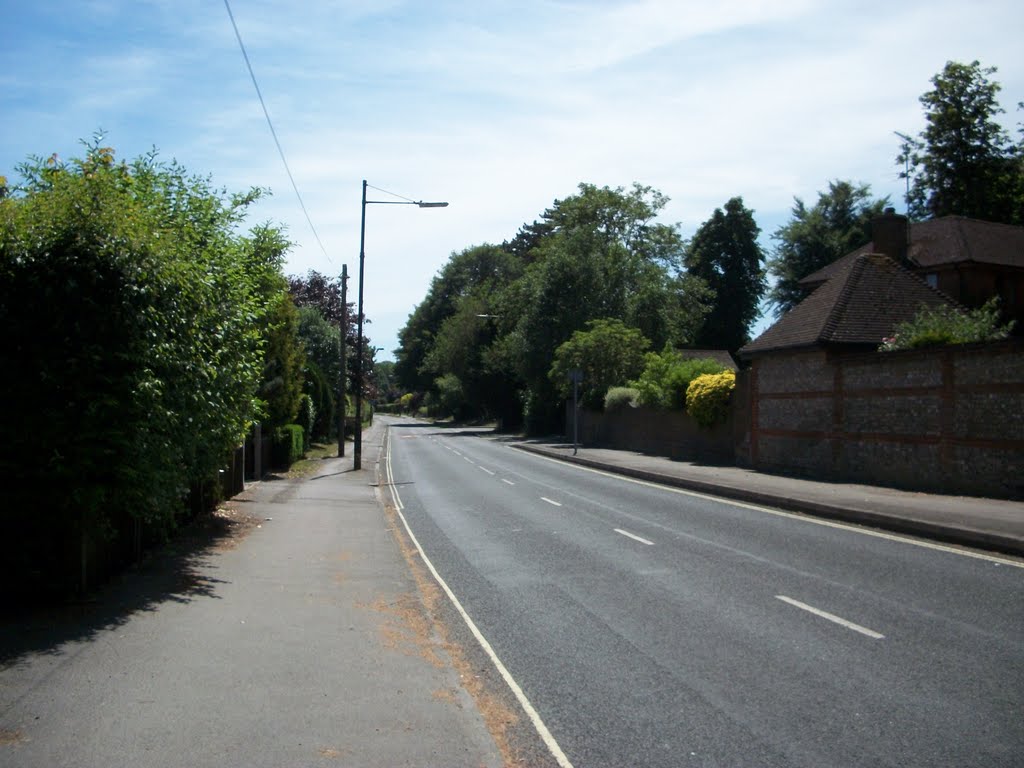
[3,0,1022,358]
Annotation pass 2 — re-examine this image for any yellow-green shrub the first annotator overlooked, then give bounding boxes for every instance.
[686,371,736,428]
[604,387,640,412]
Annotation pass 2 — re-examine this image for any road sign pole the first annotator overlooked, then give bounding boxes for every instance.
[570,369,582,456]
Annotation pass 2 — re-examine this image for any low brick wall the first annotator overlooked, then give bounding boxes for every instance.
[746,339,1024,499]
[566,403,734,464]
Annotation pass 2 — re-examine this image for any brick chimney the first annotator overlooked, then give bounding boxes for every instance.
[871,207,909,265]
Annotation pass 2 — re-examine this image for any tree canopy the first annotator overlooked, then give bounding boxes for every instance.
[767,181,889,316]
[549,319,650,411]
[395,183,708,431]
[897,60,1023,224]
[684,197,766,351]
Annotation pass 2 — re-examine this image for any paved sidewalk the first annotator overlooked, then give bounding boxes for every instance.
[0,419,504,768]
[512,439,1024,557]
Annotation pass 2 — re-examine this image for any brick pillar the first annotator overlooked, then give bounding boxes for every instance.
[831,360,844,477]
[939,350,955,490]
[750,360,760,467]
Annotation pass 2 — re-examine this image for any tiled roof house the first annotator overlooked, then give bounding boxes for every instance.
[732,213,1023,499]
[799,211,1024,332]
[739,252,958,357]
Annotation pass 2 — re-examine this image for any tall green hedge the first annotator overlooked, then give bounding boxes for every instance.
[0,139,293,597]
[272,424,305,469]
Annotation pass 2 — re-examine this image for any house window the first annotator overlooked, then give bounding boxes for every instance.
[925,273,938,288]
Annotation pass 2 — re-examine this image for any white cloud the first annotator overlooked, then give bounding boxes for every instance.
[3,0,1023,359]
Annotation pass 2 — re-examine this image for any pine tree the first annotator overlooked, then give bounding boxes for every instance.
[685,197,766,350]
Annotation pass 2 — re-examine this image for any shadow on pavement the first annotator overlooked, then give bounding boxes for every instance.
[0,511,252,668]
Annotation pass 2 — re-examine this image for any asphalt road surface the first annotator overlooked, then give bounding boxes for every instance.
[382,417,1024,768]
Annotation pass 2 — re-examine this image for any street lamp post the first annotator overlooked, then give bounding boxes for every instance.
[353,179,448,470]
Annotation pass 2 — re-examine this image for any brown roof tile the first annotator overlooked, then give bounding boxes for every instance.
[740,253,959,357]
[908,216,1024,269]
[800,216,1024,287]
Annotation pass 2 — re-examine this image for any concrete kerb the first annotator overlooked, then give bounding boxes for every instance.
[511,443,1024,558]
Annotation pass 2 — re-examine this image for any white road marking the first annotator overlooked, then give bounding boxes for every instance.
[541,497,562,507]
[615,528,655,546]
[382,429,574,768]
[478,466,496,475]
[521,451,1024,568]
[463,456,475,465]
[776,595,885,639]
[502,479,515,486]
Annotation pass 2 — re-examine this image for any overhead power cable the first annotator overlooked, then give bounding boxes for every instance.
[223,0,331,262]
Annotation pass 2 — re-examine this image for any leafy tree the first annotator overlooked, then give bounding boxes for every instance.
[767,181,889,316]
[549,319,650,410]
[501,183,695,430]
[297,306,341,392]
[433,373,465,419]
[397,243,525,422]
[257,261,305,428]
[395,182,707,432]
[685,197,767,350]
[373,360,400,404]
[897,60,1022,224]
[302,360,334,441]
[630,350,726,410]
[502,217,553,262]
[295,304,342,439]
[289,269,363,417]
[289,269,347,325]
[396,244,502,392]
[1,139,291,597]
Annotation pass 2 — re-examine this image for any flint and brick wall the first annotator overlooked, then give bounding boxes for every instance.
[743,340,1024,499]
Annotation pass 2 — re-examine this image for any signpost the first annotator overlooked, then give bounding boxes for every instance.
[569,369,583,455]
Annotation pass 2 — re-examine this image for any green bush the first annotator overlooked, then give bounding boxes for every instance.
[296,394,316,450]
[668,359,727,410]
[302,360,334,441]
[604,387,640,411]
[880,297,1014,351]
[631,349,726,410]
[1,139,295,598]
[434,373,464,419]
[272,424,305,468]
[686,371,736,428]
[549,319,650,411]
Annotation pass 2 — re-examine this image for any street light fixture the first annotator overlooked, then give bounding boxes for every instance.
[353,179,448,470]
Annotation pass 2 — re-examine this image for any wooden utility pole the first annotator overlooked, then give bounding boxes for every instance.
[338,265,348,457]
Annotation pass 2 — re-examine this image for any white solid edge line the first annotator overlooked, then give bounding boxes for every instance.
[521,451,1023,569]
[614,528,655,546]
[384,430,575,768]
[776,595,885,640]
[541,497,562,507]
